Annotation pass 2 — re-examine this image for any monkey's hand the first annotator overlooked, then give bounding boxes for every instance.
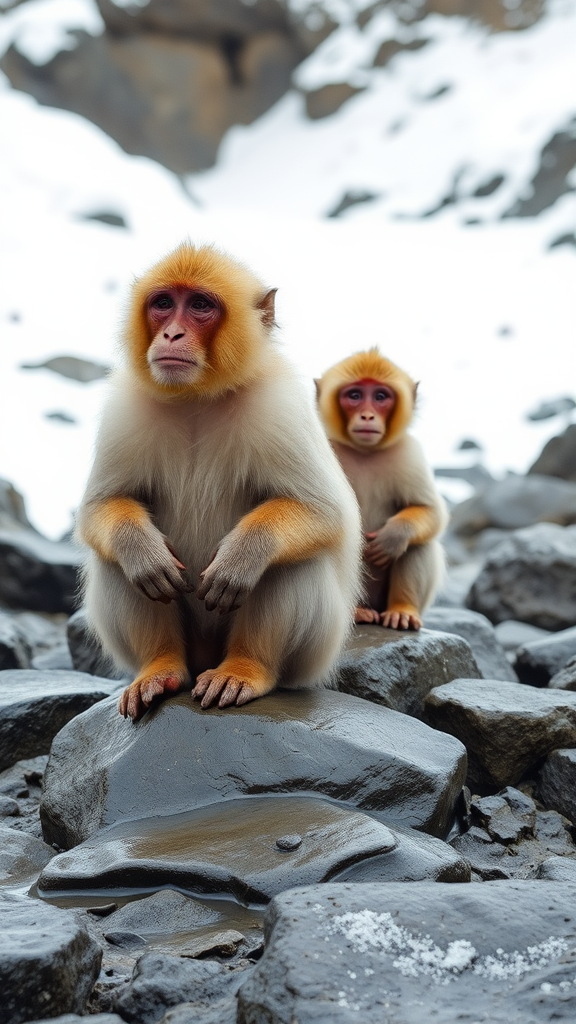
[117,527,192,603]
[365,520,412,569]
[196,531,271,614]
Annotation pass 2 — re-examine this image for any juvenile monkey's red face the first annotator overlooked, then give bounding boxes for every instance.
[146,285,223,388]
[338,378,396,449]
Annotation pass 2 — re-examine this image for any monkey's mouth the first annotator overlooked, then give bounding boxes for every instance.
[154,357,197,367]
[354,428,382,436]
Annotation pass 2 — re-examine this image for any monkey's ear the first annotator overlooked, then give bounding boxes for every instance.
[257,288,277,328]
[314,378,321,399]
[413,381,420,402]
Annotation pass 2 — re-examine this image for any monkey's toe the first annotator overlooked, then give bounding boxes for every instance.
[354,606,380,624]
[381,609,422,631]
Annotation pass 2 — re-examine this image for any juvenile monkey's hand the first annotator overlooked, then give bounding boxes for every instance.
[118,528,192,603]
[365,519,412,569]
[197,531,271,614]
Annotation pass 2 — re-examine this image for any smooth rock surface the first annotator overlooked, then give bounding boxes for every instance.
[494,619,550,654]
[466,523,576,629]
[539,748,576,823]
[0,669,119,772]
[0,611,30,670]
[423,607,517,681]
[337,625,480,716]
[40,689,467,849]
[425,678,576,790]
[528,423,576,482]
[0,528,81,612]
[450,474,576,536]
[333,822,470,883]
[514,626,576,686]
[549,655,576,690]
[0,824,53,884]
[0,892,101,1024]
[236,881,576,1024]
[38,796,397,904]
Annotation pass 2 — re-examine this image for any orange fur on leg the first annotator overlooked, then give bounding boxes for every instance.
[238,497,340,564]
[388,505,443,547]
[119,651,189,721]
[192,653,275,710]
[79,496,150,562]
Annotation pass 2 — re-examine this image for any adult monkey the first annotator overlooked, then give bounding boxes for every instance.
[78,243,362,721]
[316,348,447,630]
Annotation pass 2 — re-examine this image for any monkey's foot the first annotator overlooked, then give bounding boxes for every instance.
[193,655,275,709]
[381,607,422,631]
[119,658,188,721]
[354,606,380,624]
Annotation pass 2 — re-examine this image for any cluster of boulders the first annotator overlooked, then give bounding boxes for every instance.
[2,418,576,1023]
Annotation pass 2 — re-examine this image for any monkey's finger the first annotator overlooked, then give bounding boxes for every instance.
[218,680,243,707]
[200,675,230,708]
[235,684,257,707]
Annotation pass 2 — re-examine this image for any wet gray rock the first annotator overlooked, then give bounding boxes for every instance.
[97,890,221,937]
[40,689,467,849]
[39,796,397,903]
[539,748,576,823]
[549,655,576,690]
[112,952,250,1024]
[67,608,123,678]
[0,892,102,1024]
[466,523,576,629]
[450,474,576,537]
[0,824,53,884]
[514,626,576,686]
[0,611,30,669]
[0,669,120,772]
[39,797,471,901]
[529,423,576,482]
[425,678,576,790]
[0,755,48,838]
[423,607,517,681]
[337,625,480,717]
[10,611,68,660]
[494,619,550,655]
[451,788,576,879]
[0,528,81,613]
[236,880,576,1024]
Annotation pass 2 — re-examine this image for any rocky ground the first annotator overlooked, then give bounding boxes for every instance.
[2,422,576,1023]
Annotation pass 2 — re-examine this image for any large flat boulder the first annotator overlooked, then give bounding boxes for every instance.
[466,523,576,630]
[337,625,480,716]
[0,669,120,772]
[40,689,467,849]
[39,798,470,902]
[236,881,576,1024]
[0,892,101,1024]
[425,678,576,790]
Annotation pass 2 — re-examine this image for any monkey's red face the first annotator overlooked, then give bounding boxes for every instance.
[338,378,396,449]
[146,286,223,387]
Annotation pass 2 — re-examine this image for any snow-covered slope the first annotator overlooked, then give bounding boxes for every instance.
[0,0,574,538]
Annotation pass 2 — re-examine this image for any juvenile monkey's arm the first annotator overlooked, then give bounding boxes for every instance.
[365,503,447,568]
[197,496,340,613]
[78,495,191,603]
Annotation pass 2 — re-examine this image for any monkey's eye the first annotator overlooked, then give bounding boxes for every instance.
[189,295,215,312]
[150,294,174,311]
[375,390,393,402]
[346,389,363,401]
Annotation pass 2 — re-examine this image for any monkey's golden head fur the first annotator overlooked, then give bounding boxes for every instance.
[124,243,275,399]
[317,348,417,450]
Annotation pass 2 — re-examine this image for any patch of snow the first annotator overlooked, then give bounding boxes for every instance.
[0,0,103,65]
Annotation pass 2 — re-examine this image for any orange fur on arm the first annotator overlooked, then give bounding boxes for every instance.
[238,498,340,564]
[78,496,151,562]
[388,504,444,546]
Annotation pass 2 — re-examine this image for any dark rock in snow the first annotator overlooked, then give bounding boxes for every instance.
[450,475,576,537]
[0,528,81,613]
[0,668,120,772]
[0,824,53,884]
[336,624,480,717]
[0,892,101,1024]
[423,607,517,681]
[111,951,249,1024]
[20,354,110,382]
[0,478,36,532]
[466,523,576,629]
[304,82,365,119]
[514,626,576,686]
[503,118,576,217]
[67,608,124,678]
[529,422,576,482]
[236,881,576,1024]
[539,748,576,824]
[548,655,576,690]
[40,689,466,851]
[526,397,576,422]
[425,677,576,791]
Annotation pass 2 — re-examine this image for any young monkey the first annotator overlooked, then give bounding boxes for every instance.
[316,349,448,630]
